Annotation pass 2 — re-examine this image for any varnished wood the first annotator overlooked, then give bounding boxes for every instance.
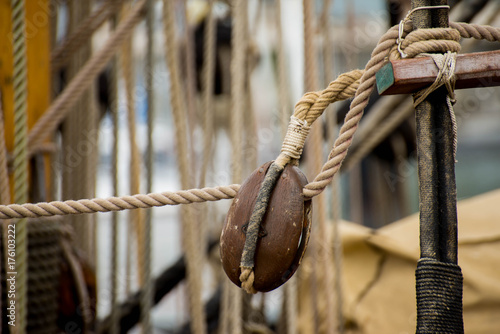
[220,161,312,292]
[377,50,500,95]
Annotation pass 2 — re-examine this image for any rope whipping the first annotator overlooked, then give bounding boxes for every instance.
[0,22,496,212]
[11,0,29,331]
[162,1,206,333]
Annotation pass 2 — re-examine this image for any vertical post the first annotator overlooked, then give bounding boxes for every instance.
[413,0,458,264]
[412,1,463,333]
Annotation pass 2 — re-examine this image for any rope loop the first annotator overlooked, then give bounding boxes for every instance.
[397,5,450,58]
[401,28,461,58]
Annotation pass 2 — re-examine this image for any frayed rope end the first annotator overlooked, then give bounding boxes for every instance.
[240,267,258,294]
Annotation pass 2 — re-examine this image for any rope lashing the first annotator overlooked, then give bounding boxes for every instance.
[415,258,464,333]
[397,5,451,58]
[0,22,498,220]
[413,52,459,160]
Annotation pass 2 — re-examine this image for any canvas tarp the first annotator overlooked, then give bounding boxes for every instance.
[298,189,500,333]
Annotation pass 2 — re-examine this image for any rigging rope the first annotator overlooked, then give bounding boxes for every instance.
[109,8,121,331]
[0,22,498,218]
[11,0,29,331]
[229,0,247,330]
[27,0,147,157]
[162,1,206,333]
[0,91,8,332]
[51,0,118,73]
[140,0,155,332]
[302,0,335,332]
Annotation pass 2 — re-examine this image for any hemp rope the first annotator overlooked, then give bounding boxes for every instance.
[343,96,414,172]
[121,17,150,331]
[140,0,155,332]
[302,0,336,332]
[198,0,216,189]
[320,0,341,332]
[27,0,147,157]
[413,51,459,160]
[51,0,118,73]
[275,0,290,138]
[198,0,216,278]
[11,0,29,331]
[162,1,206,333]
[109,7,121,333]
[0,23,497,213]
[0,92,8,331]
[274,1,298,332]
[180,0,199,182]
[228,0,247,330]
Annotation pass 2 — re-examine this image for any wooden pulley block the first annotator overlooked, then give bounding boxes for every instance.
[220,161,312,292]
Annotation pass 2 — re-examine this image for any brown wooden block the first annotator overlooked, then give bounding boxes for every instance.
[220,161,312,292]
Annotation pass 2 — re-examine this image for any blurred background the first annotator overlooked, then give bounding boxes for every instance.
[0,0,499,333]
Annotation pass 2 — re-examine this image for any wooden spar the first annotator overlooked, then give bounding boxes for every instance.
[377,49,500,95]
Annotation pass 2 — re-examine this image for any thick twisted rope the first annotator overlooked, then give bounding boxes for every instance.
[11,0,29,331]
[1,22,499,220]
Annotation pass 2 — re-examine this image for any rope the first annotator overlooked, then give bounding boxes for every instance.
[198,0,216,188]
[11,0,29,331]
[141,0,154,332]
[0,22,497,215]
[343,97,414,171]
[229,0,248,330]
[108,6,121,331]
[302,0,336,331]
[51,0,117,73]
[320,1,344,331]
[275,0,290,138]
[0,95,10,206]
[0,91,8,332]
[27,0,147,157]
[121,17,149,330]
[162,1,206,333]
[413,51,458,160]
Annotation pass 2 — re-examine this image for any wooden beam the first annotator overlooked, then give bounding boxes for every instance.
[376,50,500,95]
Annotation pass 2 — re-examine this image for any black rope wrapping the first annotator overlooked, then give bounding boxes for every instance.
[416,257,464,334]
